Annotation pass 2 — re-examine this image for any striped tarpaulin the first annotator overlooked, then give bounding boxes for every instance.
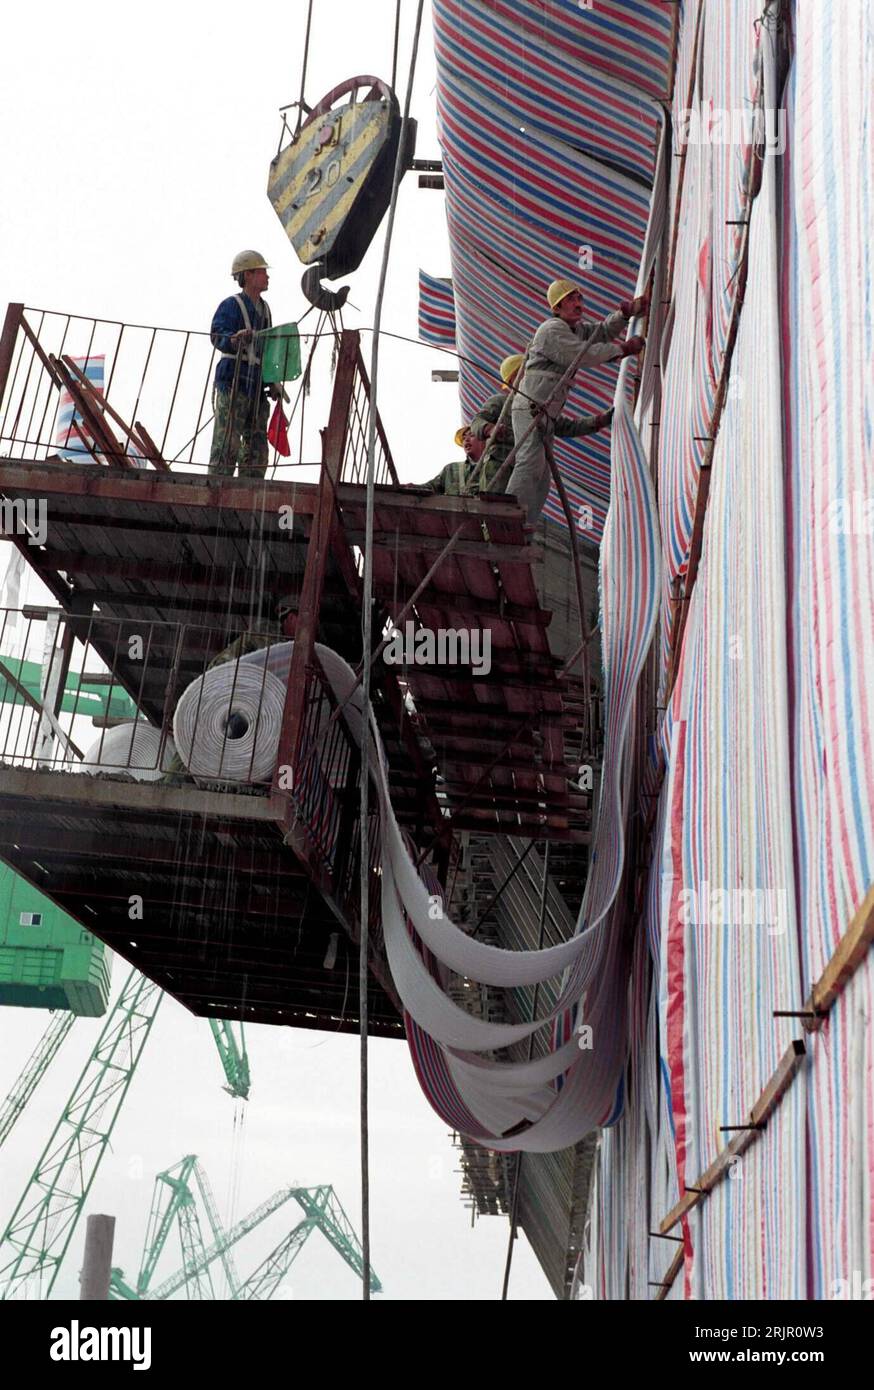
[433,0,670,538]
[417,269,457,346]
[782,0,874,1298]
[54,355,104,462]
[583,0,874,1303]
[387,128,667,1153]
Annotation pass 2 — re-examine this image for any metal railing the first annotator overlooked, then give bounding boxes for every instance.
[338,342,399,487]
[0,303,322,479]
[0,307,400,488]
[286,661,356,878]
[0,603,373,925]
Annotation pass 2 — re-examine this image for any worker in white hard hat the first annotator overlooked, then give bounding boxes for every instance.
[468,352,614,495]
[209,250,281,479]
[507,279,649,522]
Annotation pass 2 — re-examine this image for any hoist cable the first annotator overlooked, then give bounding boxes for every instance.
[358,0,425,1304]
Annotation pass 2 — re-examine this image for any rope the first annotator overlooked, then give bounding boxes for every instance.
[295,0,315,136]
[501,840,552,1298]
[391,0,401,91]
[358,0,425,1303]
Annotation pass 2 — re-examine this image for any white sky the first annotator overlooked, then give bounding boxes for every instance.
[0,0,552,1300]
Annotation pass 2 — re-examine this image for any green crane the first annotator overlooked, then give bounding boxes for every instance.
[0,968,162,1300]
[236,1185,379,1300]
[109,1156,239,1301]
[0,1011,75,1149]
[208,1020,250,1100]
[137,1157,215,1300]
[0,654,137,723]
[146,1183,380,1300]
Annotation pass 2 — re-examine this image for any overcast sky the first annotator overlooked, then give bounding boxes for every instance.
[0,0,553,1300]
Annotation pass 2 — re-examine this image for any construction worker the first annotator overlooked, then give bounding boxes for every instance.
[507,280,648,522]
[209,250,281,479]
[469,352,614,495]
[423,426,484,496]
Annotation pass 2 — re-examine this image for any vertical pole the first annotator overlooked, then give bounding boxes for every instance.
[272,330,358,820]
[0,303,24,415]
[32,614,62,764]
[79,1214,116,1300]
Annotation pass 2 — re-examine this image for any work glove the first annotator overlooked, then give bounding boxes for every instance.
[593,407,615,430]
[619,336,646,358]
[620,292,650,318]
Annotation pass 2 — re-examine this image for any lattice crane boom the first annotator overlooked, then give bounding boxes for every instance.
[0,969,162,1300]
[147,1186,298,1300]
[207,1020,250,1100]
[193,1160,240,1297]
[292,1185,382,1293]
[0,1011,75,1149]
[235,1218,316,1300]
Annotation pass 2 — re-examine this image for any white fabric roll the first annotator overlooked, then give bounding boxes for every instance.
[82,720,176,781]
[173,663,287,783]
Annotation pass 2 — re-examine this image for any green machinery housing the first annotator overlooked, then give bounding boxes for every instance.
[0,866,110,1016]
[0,651,129,1016]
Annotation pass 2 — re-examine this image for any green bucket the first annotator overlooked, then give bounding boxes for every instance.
[261,323,301,383]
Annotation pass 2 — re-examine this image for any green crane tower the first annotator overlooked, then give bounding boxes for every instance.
[145,1183,380,1300]
[110,1157,240,1301]
[236,1185,378,1300]
[0,1011,75,1149]
[135,1156,216,1301]
[0,968,162,1300]
[208,1020,250,1101]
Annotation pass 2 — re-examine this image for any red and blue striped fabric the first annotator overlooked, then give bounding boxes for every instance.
[782,0,874,1298]
[433,0,669,538]
[417,269,456,346]
[585,0,874,1303]
[54,355,104,462]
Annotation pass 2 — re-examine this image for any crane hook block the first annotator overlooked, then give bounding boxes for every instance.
[300,264,351,313]
[268,75,416,279]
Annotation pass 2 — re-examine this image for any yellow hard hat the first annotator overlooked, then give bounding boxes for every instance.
[500,353,524,383]
[546,278,579,311]
[231,249,270,275]
[454,426,468,448]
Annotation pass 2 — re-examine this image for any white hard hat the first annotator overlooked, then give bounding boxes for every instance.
[231,249,270,275]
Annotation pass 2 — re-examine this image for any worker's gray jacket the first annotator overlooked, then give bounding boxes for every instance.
[517,311,628,420]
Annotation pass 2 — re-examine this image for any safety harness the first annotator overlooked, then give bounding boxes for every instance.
[220,294,273,368]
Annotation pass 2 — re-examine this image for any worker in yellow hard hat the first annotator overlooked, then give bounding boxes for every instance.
[466,350,614,497]
[506,278,649,521]
[209,250,282,479]
[424,424,486,495]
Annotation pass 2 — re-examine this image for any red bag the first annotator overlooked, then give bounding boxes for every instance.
[267,400,290,456]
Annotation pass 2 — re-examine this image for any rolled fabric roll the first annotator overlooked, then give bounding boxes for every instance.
[82,720,176,781]
[173,662,287,783]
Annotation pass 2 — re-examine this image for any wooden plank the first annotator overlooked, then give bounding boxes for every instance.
[803,883,874,1030]
[345,529,542,564]
[654,1246,685,1302]
[0,460,320,516]
[50,354,135,470]
[0,765,277,820]
[658,1040,806,1234]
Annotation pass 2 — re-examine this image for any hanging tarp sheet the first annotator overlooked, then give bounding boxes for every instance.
[583,0,874,1302]
[432,0,672,539]
[417,270,456,346]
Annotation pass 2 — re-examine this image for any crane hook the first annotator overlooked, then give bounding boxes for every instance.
[301,263,351,313]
